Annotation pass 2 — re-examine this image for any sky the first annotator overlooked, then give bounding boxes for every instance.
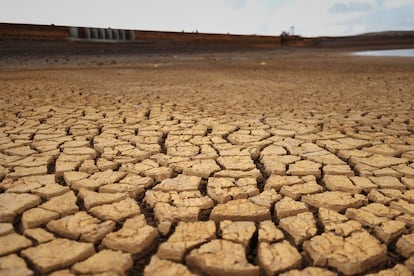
[1,0,414,37]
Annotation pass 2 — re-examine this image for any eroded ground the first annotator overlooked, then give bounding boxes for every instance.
[1,50,414,275]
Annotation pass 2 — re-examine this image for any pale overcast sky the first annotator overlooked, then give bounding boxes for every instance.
[1,0,413,36]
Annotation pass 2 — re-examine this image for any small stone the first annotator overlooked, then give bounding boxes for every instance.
[21,238,95,274]
[210,199,270,222]
[24,228,55,243]
[89,197,141,223]
[101,215,158,254]
[71,249,133,275]
[396,233,414,258]
[47,211,115,243]
[157,221,216,261]
[186,239,259,276]
[21,207,60,229]
[0,193,41,222]
[0,233,32,256]
[302,191,367,212]
[275,197,308,219]
[0,254,33,276]
[144,255,195,276]
[258,241,302,275]
[220,220,256,248]
[258,221,284,243]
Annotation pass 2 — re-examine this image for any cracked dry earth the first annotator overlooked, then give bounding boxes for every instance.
[1,50,414,275]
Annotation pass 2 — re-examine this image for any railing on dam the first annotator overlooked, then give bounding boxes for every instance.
[69,27,135,42]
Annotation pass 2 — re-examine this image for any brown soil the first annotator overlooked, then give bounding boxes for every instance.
[0,44,414,275]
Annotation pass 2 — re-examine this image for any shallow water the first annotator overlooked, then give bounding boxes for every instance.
[354,48,414,57]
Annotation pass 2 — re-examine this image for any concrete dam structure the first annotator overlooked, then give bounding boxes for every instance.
[69,27,135,41]
[1,23,413,51]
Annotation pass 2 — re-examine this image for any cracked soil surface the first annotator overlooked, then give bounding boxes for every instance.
[1,48,414,275]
